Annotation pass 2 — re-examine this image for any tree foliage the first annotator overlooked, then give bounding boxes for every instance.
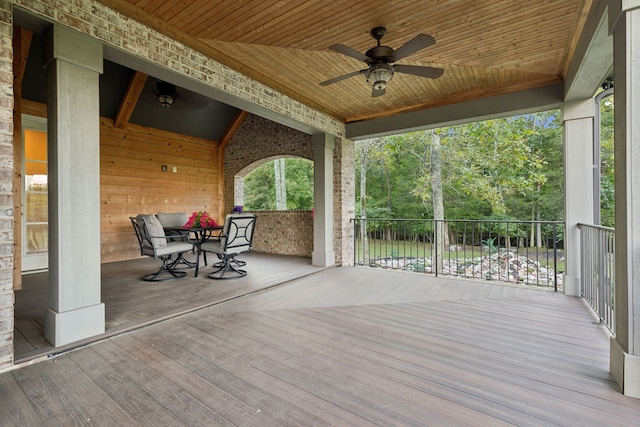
[357,111,565,221]
[244,158,313,210]
[241,105,615,225]
[599,94,615,227]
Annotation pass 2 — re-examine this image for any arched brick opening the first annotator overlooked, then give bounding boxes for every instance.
[234,155,312,208]
[225,114,314,257]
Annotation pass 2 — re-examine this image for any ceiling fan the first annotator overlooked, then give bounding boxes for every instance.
[320,27,444,97]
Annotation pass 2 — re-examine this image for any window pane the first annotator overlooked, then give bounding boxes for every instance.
[25,165,48,193]
[25,161,47,176]
[26,223,48,254]
[24,129,47,161]
[26,193,48,222]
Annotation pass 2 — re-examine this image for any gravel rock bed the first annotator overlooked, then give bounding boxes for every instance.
[370,251,562,288]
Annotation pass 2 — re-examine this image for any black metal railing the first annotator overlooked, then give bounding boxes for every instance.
[578,223,615,333]
[352,218,564,290]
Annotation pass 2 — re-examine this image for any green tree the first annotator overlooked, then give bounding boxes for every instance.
[244,158,313,210]
[356,137,419,219]
[444,116,548,216]
[355,110,564,226]
[284,158,314,209]
[386,130,448,265]
[244,161,275,210]
[599,94,615,227]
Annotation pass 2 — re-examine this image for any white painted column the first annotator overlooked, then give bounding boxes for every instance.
[43,25,105,346]
[312,133,336,266]
[609,0,640,398]
[563,99,596,297]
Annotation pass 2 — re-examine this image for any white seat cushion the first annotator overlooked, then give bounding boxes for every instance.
[155,241,193,257]
[157,212,188,228]
[200,239,223,255]
[143,214,168,249]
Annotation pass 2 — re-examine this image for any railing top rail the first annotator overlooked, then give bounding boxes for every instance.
[577,223,615,232]
[351,218,564,225]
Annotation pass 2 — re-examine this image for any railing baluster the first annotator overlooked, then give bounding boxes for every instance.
[352,218,566,291]
[577,223,615,334]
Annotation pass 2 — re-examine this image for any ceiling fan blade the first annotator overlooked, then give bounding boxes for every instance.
[329,44,370,62]
[391,34,436,62]
[395,64,444,79]
[372,86,386,97]
[319,69,365,86]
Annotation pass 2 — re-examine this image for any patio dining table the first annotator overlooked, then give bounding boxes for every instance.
[164,225,223,277]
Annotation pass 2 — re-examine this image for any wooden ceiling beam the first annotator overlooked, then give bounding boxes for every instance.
[114,71,148,129]
[14,27,32,86]
[219,110,248,151]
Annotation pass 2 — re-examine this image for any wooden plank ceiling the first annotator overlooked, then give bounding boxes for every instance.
[98,0,592,123]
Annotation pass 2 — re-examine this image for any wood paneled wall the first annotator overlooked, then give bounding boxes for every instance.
[100,118,221,263]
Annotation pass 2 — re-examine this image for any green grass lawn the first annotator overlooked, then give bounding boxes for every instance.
[354,237,565,272]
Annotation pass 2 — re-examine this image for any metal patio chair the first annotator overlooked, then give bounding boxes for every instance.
[200,214,257,279]
[129,214,195,281]
[156,211,195,268]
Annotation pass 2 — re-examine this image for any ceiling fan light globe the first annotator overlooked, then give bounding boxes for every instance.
[158,94,173,107]
[366,63,394,89]
[373,81,387,90]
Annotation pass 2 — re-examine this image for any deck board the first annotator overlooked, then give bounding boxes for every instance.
[4,259,640,425]
[14,253,325,362]
[10,353,138,425]
[135,324,355,426]
[0,371,43,426]
[66,346,188,426]
[194,310,513,426]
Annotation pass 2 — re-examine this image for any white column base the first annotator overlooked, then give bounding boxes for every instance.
[563,274,581,296]
[44,303,105,347]
[312,250,336,267]
[611,337,640,398]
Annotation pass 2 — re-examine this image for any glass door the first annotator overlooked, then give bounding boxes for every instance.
[22,116,48,272]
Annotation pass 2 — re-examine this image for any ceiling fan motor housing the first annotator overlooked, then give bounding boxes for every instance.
[365,46,394,60]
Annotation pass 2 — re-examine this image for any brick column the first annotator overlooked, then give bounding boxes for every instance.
[334,137,355,265]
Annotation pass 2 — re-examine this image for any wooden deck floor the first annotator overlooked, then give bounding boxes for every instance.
[14,253,326,362]
[5,256,640,425]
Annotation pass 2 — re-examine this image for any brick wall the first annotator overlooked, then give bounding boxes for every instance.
[225,114,314,257]
[224,113,314,210]
[10,1,352,267]
[225,114,356,262]
[0,0,13,369]
[248,210,314,257]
